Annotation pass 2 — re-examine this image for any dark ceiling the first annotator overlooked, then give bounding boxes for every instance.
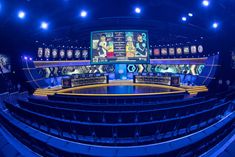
[0,0,235,56]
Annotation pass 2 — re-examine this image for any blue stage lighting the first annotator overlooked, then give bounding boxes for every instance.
[202,0,210,7]
[18,11,25,19]
[80,10,87,17]
[135,7,141,14]
[41,22,48,30]
[188,13,193,17]
[212,22,219,29]
[181,16,187,22]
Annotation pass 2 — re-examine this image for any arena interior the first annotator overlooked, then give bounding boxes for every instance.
[0,0,235,157]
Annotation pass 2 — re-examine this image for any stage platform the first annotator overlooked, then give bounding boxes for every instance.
[33,80,208,97]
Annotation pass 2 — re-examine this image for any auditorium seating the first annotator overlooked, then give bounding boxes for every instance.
[4,97,232,146]
[0,89,234,156]
[28,95,203,111]
[17,98,219,123]
[0,99,234,156]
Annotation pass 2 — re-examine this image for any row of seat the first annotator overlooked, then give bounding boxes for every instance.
[48,92,186,105]
[5,100,231,145]
[28,95,205,111]
[17,98,219,123]
[1,104,235,157]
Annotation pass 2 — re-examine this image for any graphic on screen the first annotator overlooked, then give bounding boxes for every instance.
[67,50,73,59]
[169,48,175,55]
[198,45,203,53]
[74,50,81,59]
[44,48,50,59]
[149,49,153,56]
[0,54,11,74]
[161,48,168,55]
[176,48,182,55]
[184,47,190,54]
[59,49,65,59]
[232,51,235,69]
[91,30,149,64]
[37,48,43,59]
[154,48,160,56]
[52,49,58,59]
[82,50,88,60]
[191,45,197,54]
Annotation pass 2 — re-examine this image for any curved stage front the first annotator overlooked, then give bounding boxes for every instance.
[41,83,187,104]
[57,83,185,96]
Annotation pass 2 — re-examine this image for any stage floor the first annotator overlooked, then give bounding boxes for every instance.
[65,85,178,95]
[33,80,208,97]
[57,83,186,96]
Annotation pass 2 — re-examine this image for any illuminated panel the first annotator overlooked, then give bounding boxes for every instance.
[91,30,149,64]
[161,48,168,55]
[191,45,197,54]
[154,48,160,56]
[169,48,175,55]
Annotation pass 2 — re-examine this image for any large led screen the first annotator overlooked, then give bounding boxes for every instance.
[91,30,149,64]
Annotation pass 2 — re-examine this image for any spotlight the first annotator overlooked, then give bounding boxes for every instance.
[80,10,87,17]
[40,22,48,30]
[212,22,219,29]
[188,13,193,17]
[24,56,28,60]
[202,0,210,7]
[29,58,32,61]
[135,7,141,14]
[181,16,187,22]
[18,11,25,19]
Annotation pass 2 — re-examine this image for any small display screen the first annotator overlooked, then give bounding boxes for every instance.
[176,47,182,55]
[161,48,168,55]
[191,45,197,54]
[169,48,175,55]
[59,49,65,59]
[183,47,190,54]
[198,45,203,53]
[74,50,81,59]
[44,48,50,59]
[67,50,73,59]
[154,48,160,56]
[52,49,58,59]
[37,48,43,58]
[0,54,11,74]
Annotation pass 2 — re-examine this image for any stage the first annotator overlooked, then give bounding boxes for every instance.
[33,80,208,97]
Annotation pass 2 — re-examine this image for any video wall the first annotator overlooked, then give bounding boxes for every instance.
[35,43,204,61]
[127,64,204,75]
[0,54,11,74]
[39,64,204,79]
[91,30,150,64]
